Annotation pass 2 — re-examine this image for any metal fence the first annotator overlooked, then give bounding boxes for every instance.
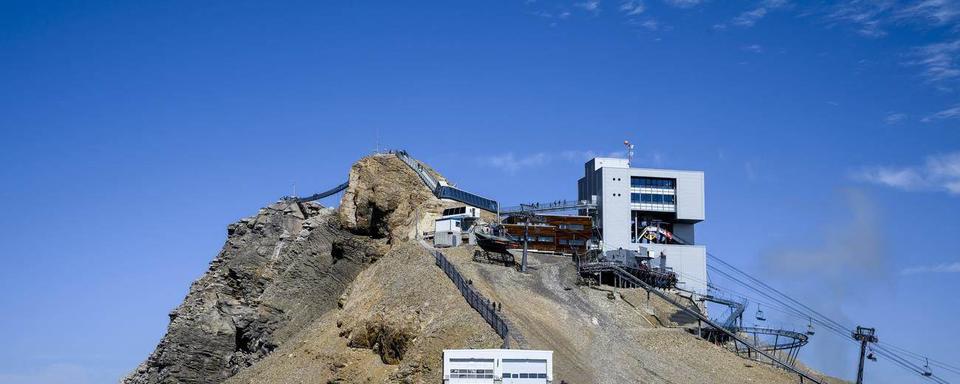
[432,249,511,349]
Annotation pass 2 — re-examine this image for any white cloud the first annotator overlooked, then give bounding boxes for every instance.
[852,151,960,195]
[826,0,895,37]
[884,112,908,124]
[479,152,550,174]
[620,0,645,15]
[480,149,642,174]
[576,0,601,13]
[662,0,702,8]
[639,19,660,30]
[908,39,960,84]
[901,261,960,274]
[742,44,764,53]
[923,103,960,121]
[895,0,960,26]
[730,0,789,27]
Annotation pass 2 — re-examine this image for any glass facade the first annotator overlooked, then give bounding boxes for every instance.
[631,193,675,204]
[631,177,676,189]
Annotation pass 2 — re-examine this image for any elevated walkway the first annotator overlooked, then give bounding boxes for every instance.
[394,150,499,212]
[500,200,597,216]
[290,181,349,203]
[286,150,499,213]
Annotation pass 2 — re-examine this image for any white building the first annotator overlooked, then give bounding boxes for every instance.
[442,349,553,384]
[578,157,708,294]
[434,218,463,247]
[434,205,482,247]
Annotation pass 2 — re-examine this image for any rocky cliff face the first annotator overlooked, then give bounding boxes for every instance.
[125,155,441,384]
[338,154,446,244]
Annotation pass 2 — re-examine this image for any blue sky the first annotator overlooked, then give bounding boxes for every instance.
[1,1,958,383]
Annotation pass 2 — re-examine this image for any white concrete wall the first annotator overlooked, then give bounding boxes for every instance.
[640,244,707,295]
[443,349,553,384]
[599,167,633,252]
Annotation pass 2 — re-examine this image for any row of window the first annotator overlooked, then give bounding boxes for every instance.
[514,236,555,243]
[557,223,585,230]
[450,373,495,379]
[503,373,548,379]
[631,177,676,189]
[450,369,495,379]
[451,369,493,374]
[513,236,587,245]
[442,207,470,216]
[631,193,676,204]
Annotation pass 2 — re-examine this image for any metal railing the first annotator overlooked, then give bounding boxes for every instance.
[394,150,500,212]
[500,200,597,215]
[578,262,824,384]
[432,249,512,348]
[289,181,349,203]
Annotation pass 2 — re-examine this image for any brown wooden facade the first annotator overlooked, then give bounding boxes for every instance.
[501,215,593,254]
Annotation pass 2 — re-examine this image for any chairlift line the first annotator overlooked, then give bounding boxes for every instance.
[705,253,955,383]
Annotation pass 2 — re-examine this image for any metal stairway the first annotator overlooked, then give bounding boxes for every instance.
[578,261,824,384]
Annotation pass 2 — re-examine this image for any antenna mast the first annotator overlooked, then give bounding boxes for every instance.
[624,140,634,166]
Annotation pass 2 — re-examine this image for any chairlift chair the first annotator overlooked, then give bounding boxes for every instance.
[923,358,933,377]
[755,304,766,322]
[806,317,816,336]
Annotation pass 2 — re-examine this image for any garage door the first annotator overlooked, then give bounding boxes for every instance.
[448,358,496,384]
[501,358,548,384]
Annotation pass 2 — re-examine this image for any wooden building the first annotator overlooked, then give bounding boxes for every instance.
[501,214,592,254]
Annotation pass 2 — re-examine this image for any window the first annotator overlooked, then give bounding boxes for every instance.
[537,236,554,243]
[559,239,568,245]
[568,239,585,246]
[559,223,584,230]
[538,373,548,378]
[503,373,511,378]
[519,373,530,378]
[634,193,675,205]
[631,177,676,189]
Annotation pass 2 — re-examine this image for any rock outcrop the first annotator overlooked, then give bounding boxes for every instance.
[125,154,440,384]
[338,154,445,244]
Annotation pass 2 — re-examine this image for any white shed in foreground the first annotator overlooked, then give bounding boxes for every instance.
[442,349,553,384]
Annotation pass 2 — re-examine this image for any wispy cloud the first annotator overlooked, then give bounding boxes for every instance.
[576,0,601,14]
[741,44,764,53]
[662,0,703,8]
[901,261,960,274]
[478,152,550,174]
[907,39,960,84]
[923,103,960,121]
[884,112,908,124]
[729,0,789,28]
[825,0,896,37]
[479,149,663,174]
[852,151,960,195]
[894,0,960,26]
[637,19,660,30]
[620,0,645,15]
